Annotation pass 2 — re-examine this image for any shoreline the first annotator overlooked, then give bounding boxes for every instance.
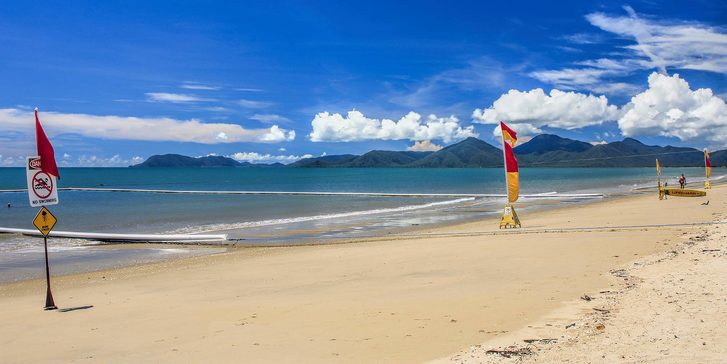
[0,184,720,363]
[0,188,612,283]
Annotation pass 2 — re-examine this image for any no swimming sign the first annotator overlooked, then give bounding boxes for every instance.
[26,156,59,207]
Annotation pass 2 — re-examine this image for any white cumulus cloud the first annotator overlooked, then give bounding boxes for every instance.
[618,72,727,145]
[229,152,313,164]
[473,88,620,129]
[258,125,295,142]
[56,154,146,167]
[309,110,477,143]
[407,140,443,152]
[1,156,18,166]
[0,108,295,144]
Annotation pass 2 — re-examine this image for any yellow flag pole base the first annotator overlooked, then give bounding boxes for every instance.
[705,181,711,189]
[499,204,521,229]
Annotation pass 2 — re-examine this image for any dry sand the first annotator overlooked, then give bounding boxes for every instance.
[435,190,727,363]
[0,186,723,363]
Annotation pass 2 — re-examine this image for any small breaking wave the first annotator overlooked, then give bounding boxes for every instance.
[177,197,476,234]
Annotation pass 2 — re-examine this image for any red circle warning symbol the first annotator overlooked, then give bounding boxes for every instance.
[32,171,54,199]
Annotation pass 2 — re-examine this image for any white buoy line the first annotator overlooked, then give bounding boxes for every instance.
[0,227,227,243]
[0,187,604,199]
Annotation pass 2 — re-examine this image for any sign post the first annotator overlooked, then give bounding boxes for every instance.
[27,156,60,310]
[33,207,58,310]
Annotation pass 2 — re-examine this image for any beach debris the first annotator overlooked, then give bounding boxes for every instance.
[609,269,628,278]
[485,346,532,358]
[593,308,610,314]
[689,233,709,242]
[523,338,557,344]
[580,294,593,301]
[480,330,508,334]
[701,200,710,205]
[595,323,606,331]
[702,249,721,252]
[565,323,575,329]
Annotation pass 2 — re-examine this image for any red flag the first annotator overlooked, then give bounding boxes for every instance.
[35,108,60,179]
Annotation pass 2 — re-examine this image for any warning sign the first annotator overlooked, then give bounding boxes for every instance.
[33,207,57,237]
[26,156,59,207]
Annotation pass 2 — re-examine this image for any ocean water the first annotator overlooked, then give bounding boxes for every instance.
[0,167,716,282]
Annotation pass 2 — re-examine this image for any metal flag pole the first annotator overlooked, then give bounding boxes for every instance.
[657,159,664,200]
[43,232,56,310]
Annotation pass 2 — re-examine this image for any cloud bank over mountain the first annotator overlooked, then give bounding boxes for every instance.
[309,110,477,143]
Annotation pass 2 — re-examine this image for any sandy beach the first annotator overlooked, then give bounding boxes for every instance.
[0,186,723,363]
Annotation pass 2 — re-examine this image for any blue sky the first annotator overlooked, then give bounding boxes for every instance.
[1,1,726,166]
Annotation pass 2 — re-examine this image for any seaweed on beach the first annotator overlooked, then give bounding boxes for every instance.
[485,346,533,358]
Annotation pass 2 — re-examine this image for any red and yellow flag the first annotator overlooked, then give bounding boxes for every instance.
[705,149,711,178]
[500,121,518,203]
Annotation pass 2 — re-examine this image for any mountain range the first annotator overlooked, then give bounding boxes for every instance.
[131,154,284,168]
[132,134,725,168]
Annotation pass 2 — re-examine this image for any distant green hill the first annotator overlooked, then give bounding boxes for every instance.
[516,136,705,167]
[132,135,722,168]
[409,137,502,167]
[287,135,719,168]
[131,154,283,168]
[287,154,359,167]
[515,134,593,155]
[291,137,501,168]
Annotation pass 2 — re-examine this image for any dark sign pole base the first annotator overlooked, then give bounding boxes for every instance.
[43,235,57,311]
[44,294,57,310]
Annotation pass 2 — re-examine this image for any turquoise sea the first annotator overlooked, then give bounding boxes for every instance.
[0,167,717,282]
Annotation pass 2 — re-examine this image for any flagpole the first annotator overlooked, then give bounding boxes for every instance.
[656,159,662,199]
